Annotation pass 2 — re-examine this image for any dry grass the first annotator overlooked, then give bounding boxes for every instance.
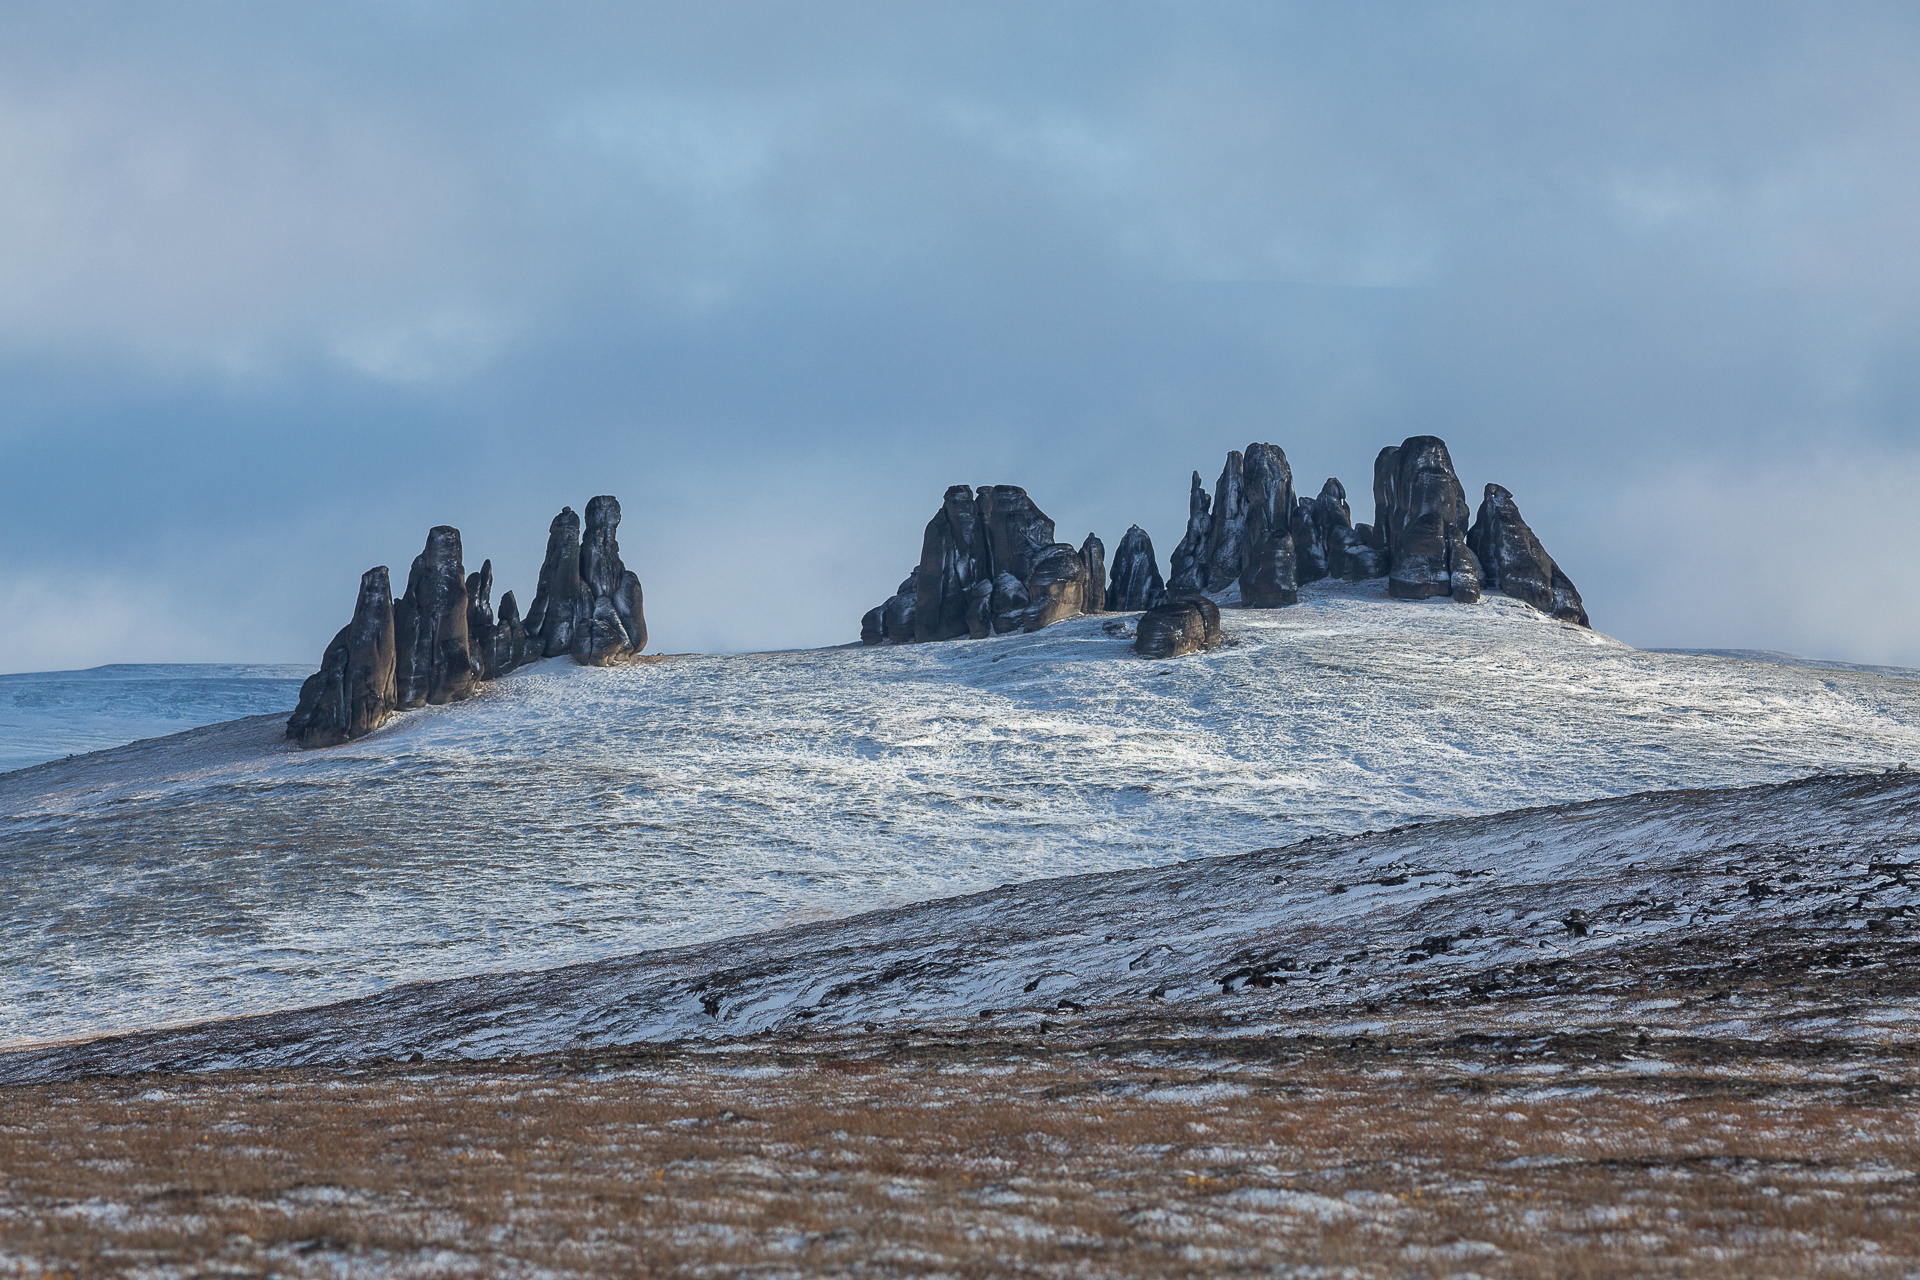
[2,1038,1917,1279]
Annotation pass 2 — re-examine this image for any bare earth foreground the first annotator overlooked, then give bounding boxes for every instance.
[5,771,1920,1276]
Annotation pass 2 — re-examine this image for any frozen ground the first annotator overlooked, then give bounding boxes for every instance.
[6,767,1914,1081]
[0,663,308,772]
[4,580,1920,1048]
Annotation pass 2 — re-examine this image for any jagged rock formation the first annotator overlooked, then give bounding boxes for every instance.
[1292,479,1351,584]
[466,560,534,680]
[1373,436,1481,603]
[1330,523,1390,581]
[525,508,584,659]
[1167,474,1212,595]
[522,499,647,666]
[863,485,1100,643]
[1079,534,1106,615]
[286,567,397,748]
[1106,525,1166,611]
[573,496,647,665]
[292,494,648,748]
[1135,596,1222,659]
[1467,484,1590,626]
[914,486,992,643]
[1238,443,1298,608]
[393,526,479,708]
[1202,451,1250,591]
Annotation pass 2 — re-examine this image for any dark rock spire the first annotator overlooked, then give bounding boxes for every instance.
[392,526,478,708]
[1079,534,1107,614]
[525,507,583,659]
[1238,442,1298,607]
[286,566,397,748]
[1201,450,1249,591]
[573,495,646,665]
[1373,436,1481,603]
[1167,472,1212,595]
[1467,484,1590,626]
[915,485,993,642]
[1106,525,1166,611]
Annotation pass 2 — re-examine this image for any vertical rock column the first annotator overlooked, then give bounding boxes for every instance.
[1467,483,1589,625]
[1374,436,1481,603]
[524,507,583,659]
[1238,442,1298,607]
[1106,525,1166,610]
[393,525,479,707]
[286,566,398,747]
[573,495,647,665]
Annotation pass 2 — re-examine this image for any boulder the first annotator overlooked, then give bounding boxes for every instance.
[1292,478,1351,584]
[572,495,647,665]
[494,591,532,672]
[1167,472,1213,595]
[286,566,397,748]
[393,525,478,708]
[1106,525,1166,611]
[1466,483,1590,625]
[524,507,583,659]
[1020,543,1089,631]
[1201,450,1249,591]
[915,485,993,642]
[1079,534,1106,614]
[1238,442,1297,607]
[1374,436,1481,602]
[861,606,886,646]
[1135,596,1223,659]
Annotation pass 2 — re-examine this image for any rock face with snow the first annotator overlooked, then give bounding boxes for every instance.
[393,526,479,709]
[1135,595,1222,659]
[864,485,1099,643]
[286,567,398,748]
[1106,525,1166,611]
[1202,450,1251,592]
[1467,484,1589,626]
[1373,436,1481,604]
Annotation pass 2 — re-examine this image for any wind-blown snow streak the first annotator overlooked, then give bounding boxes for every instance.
[3,581,1919,1046]
[4,769,1915,1083]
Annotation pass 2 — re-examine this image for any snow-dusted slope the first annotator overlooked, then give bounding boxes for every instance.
[5,769,1915,1083]
[4,581,1919,1047]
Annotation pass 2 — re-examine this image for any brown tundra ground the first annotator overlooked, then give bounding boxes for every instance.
[4,1007,1918,1279]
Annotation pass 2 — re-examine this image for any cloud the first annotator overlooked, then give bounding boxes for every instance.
[1,2,1918,670]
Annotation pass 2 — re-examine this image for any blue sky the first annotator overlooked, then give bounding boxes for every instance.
[3,2,1919,671]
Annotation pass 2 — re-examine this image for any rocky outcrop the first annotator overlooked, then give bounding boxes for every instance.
[1330,524,1390,581]
[286,567,397,748]
[1373,437,1481,603]
[1292,479,1351,584]
[1106,525,1166,611]
[525,507,584,659]
[293,494,649,748]
[1201,451,1250,591]
[1467,484,1590,626]
[520,499,647,666]
[466,560,535,680]
[864,485,1099,643]
[915,486,993,643]
[572,496,646,665]
[1135,596,1223,659]
[1079,534,1106,614]
[1238,443,1297,607]
[393,526,478,709]
[1166,473,1212,596]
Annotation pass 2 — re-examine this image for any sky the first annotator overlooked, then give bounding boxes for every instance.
[3,1,1919,672]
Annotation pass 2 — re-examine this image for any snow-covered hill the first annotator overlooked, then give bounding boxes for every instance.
[4,580,1919,1048]
[5,768,1915,1083]
[0,663,307,772]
